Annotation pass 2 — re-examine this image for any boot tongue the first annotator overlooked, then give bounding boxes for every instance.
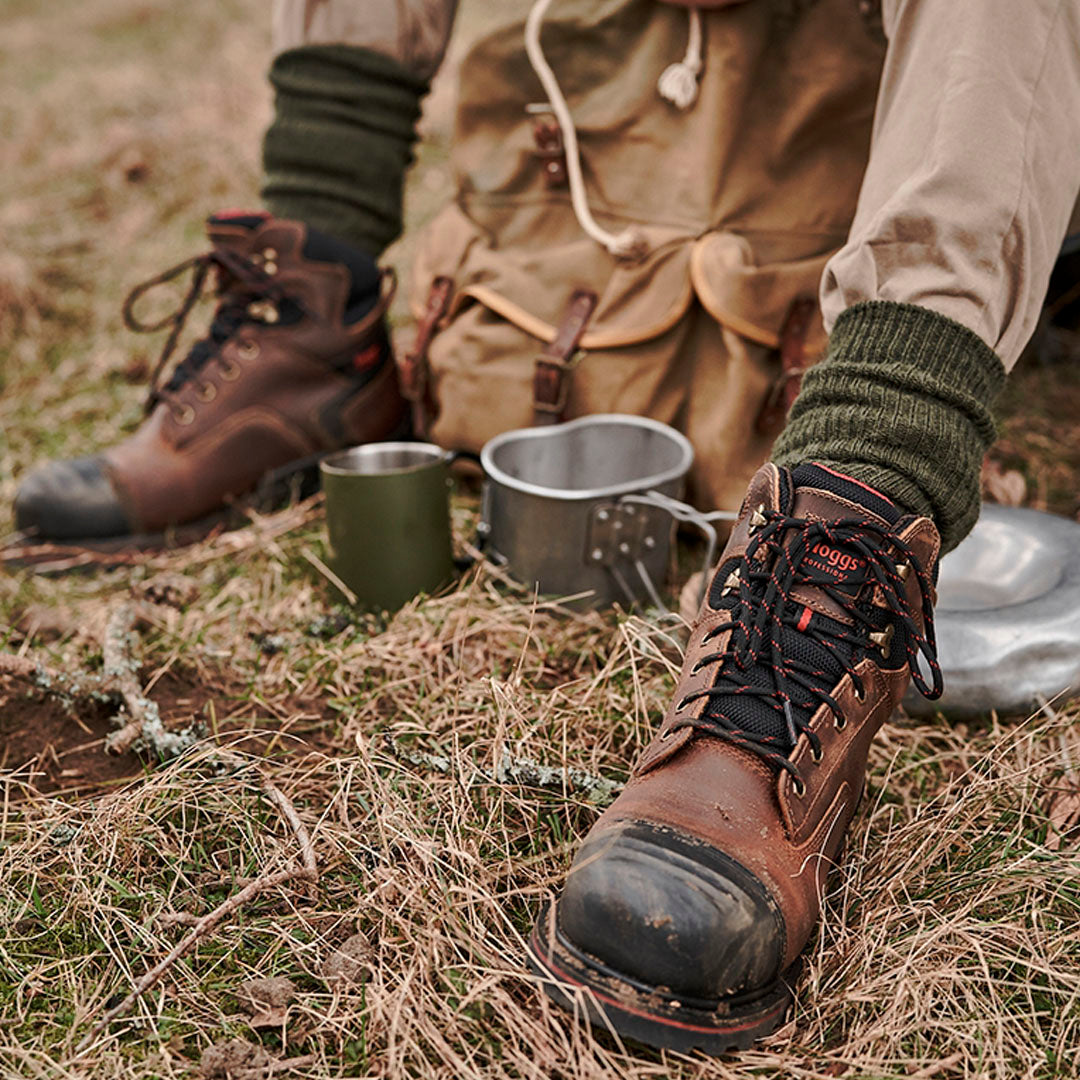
[204,210,380,321]
[702,464,901,752]
[786,463,900,609]
[788,463,900,527]
[205,209,271,251]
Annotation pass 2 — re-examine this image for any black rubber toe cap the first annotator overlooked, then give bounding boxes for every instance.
[14,455,132,541]
[556,821,785,1001]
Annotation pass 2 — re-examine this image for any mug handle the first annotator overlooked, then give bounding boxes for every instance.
[444,449,483,469]
[443,448,489,565]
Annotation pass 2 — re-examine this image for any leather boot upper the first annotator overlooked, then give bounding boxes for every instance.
[15,213,409,540]
[556,463,943,998]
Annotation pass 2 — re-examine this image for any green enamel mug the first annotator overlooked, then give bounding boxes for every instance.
[320,442,458,611]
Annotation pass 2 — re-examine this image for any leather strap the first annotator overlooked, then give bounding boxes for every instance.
[400,275,453,436]
[532,115,568,188]
[532,289,598,426]
[756,296,817,434]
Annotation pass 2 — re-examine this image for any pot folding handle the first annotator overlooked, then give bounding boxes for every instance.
[599,491,738,615]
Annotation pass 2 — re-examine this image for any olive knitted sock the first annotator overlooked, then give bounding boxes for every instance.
[772,301,1006,553]
[262,45,427,258]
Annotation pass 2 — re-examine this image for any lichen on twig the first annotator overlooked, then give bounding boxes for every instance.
[387,738,623,806]
[102,601,200,758]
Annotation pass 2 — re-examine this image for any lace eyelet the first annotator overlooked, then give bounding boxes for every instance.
[246,299,280,324]
[660,728,675,742]
[792,776,807,798]
[196,382,217,402]
[834,714,848,731]
[810,744,823,764]
[220,358,242,381]
[171,403,195,426]
[676,696,693,712]
[237,341,260,361]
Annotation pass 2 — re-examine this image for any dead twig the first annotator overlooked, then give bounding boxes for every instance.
[76,764,318,1053]
[0,651,113,697]
[259,773,318,882]
[0,653,62,682]
[102,602,156,755]
[157,912,201,929]
[0,600,197,759]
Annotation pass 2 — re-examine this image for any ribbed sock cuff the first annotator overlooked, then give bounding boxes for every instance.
[262,45,427,258]
[772,301,1006,553]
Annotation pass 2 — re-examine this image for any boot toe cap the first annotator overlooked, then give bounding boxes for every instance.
[556,820,785,1001]
[14,456,131,540]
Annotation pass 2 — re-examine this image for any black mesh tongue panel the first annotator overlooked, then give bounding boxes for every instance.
[702,465,898,751]
[706,615,849,741]
[789,463,900,525]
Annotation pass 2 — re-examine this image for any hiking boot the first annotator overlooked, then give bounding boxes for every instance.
[530,462,943,1054]
[14,211,409,545]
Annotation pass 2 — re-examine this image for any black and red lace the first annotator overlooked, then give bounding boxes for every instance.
[672,509,943,782]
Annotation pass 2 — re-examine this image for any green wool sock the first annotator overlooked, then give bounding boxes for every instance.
[772,301,1006,553]
[262,44,427,258]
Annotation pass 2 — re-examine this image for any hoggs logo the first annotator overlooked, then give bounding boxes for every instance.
[810,543,863,575]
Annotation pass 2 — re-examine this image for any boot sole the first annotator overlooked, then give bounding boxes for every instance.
[527,901,796,1055]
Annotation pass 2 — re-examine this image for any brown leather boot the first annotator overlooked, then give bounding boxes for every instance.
[530,462,943,1054]
[14,211,409,544]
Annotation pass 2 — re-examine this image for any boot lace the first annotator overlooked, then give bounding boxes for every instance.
[122,248,302,415]
[671,509,943,785]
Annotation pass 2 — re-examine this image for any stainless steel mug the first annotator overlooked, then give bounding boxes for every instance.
[320,442,456,611]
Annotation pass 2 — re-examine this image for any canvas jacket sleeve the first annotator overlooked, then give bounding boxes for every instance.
[271,0,458,81]
[820,0,1080,370]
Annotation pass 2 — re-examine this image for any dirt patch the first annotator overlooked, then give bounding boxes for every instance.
[0,669,341,798]
[0,689,141,794]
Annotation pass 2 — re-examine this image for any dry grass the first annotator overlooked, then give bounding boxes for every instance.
[2,1,1080,1078]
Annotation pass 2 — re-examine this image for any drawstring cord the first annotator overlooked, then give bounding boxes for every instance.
[524,0,646,260]
[658,7,703,109]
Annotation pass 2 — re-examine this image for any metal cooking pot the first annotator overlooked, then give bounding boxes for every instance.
[904,503,1080,717]
[479,415,718,608]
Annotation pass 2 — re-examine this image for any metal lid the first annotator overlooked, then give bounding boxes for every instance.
[905,504,1080,717]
